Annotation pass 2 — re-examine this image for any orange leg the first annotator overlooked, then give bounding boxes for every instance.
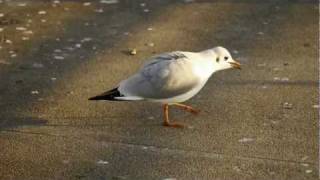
[172,103,200,115]
[162,104,185,128]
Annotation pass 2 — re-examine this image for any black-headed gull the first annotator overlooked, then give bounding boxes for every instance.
[89,47,241,128]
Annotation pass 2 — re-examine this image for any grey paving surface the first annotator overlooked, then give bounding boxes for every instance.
[0,0,318,179]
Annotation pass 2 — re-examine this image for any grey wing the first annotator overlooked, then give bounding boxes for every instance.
[118,52,200,99]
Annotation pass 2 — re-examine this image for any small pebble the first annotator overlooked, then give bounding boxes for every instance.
[18,3,27,6]
[301,163,309,167]
[312,104,319,109]
[51,77,57,81]
[94,9,104,13]
[22,37,30,41]
[5,39,12,44]
[261,85,268,89]
[23,30,33,35]
[97,160,109,165]
[10,54,17,58]
[270,120,279,125]
[83,2,91,6]
[100,0,119,4]
[163,178,177,180]
[233,166,241,172]
[32,63,44,68]
[65,47,75,51]
[238,137,254,143]
[273,77,280,81]
[232,50,239,54]
[54,55,65,60]
[257,32,264,35]
[67,91,74,95]
[54,49,62,53]
[305,169,312,174]
[31,90,39,95]
[147,42,154,47]
[301,156,309,161]
[75,43,82,48]
[283,102,293,109]
[0,28,3,32]
[16,27,27,31]
[53,0,60,3]
[38,10,47,15]
[41,19,47,23]
[129,48,137,55]
[143,9,150,13]
[140,3,146,7]
[0,13,4,17]
[81,37,93,42]
[147,27,153,31]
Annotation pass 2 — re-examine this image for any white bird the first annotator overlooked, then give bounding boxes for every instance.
[89,46,241,128]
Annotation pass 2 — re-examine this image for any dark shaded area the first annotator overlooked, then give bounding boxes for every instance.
[0,0,176,127]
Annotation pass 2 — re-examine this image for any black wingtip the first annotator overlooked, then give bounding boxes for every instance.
[88,95,112,101]
[88,96,99,100]
[88,87,122,101]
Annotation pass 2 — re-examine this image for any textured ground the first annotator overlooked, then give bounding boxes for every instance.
[0,0,318,179]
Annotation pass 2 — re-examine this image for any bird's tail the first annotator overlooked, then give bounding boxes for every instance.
[88,87,122,101]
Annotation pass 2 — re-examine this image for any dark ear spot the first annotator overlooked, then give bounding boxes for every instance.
[216,57,219,62]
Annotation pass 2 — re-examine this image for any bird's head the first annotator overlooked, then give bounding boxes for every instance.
[211,46,241,71]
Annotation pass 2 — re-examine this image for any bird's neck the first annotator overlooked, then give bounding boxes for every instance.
[191,51,216,79]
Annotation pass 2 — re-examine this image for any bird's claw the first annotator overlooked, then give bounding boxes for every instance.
[163,122,185,128]
[189,108,200,115]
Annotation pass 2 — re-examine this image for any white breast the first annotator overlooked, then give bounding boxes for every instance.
[149,57,214,104]
[150,78,209,104]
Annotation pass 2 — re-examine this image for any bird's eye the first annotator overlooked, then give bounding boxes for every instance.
[224,56,229,61]
[216,57,219,62]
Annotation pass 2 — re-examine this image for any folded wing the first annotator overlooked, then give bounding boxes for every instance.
[118,52,200,100]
